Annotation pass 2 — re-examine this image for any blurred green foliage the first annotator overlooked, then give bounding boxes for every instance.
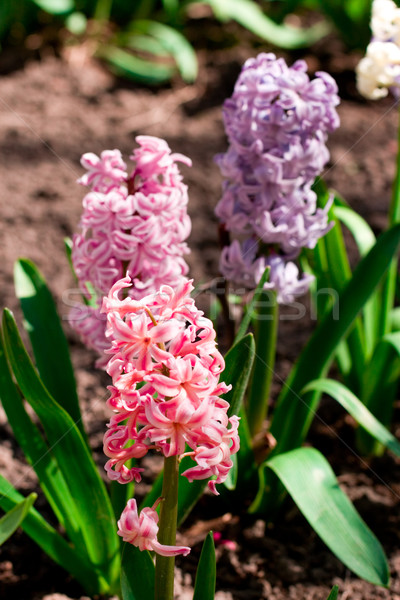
[269,0,372,49]
[0,0,372,83]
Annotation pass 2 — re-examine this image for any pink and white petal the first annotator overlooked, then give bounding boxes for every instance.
[150,540,191,557]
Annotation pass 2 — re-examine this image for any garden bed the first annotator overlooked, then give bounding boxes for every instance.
[0,33,399,600]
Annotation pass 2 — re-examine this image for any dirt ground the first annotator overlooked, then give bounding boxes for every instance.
[0,29,400,600]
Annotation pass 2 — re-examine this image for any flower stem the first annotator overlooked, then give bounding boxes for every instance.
[246,289,279,438]
[154,455,179,600]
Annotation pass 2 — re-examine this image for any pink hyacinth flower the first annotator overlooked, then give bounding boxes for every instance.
[70,138,192,367]
[118,499,190,557]
[102,275,239,498]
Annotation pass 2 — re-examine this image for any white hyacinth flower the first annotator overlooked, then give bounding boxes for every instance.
[356,0,400,99]
[356,40,400,99]
[371,0,400,44]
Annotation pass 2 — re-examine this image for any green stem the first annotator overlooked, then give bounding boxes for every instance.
[246,289,279,437]
[378,107,400,337]
[154,455,179,600]
[93,0,113,22]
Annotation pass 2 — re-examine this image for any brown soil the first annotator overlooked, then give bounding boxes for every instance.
[0,32,400,600]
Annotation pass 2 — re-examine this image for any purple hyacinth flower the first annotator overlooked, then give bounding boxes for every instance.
[215,53,340,302]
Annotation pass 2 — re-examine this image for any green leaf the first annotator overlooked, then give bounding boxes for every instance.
[326,585,339,600]
[118,33,170,58]
[0,329,86,547]
[0,493,36,546]
[317,0,370,47]
[223,451,237,491]
[223,333,255,418]
[121,543,155,600]
[246,289,278,436]
[302,378,400,457]
[0,474,104,594]
[266,448,389,586]
[234,266,270,344]
[2,309,120,591]
[333,205,376,258]
[357,332,400,454]
[131,20,198,82]
[314,184,366,386]
[193,532,216,600]
[93,0,112,21]
[0,1,17,42]
[28,0,74,15]
[161,0,179,20]
[333,204,379,356]
[97,45,176,84]
[14,259,85,439]
[202,0,330,48]
[390,306,400,331]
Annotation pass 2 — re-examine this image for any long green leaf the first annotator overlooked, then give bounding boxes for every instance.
[357,332,400,454]
[223,451,237,491]
[0,474,103,594]
[29,0,74,15]
[333,203,378,354]
[266,448,389,586]
[246,290,278,436]
[223,333,255,418]
[118,33,170,58]
[0,329,86,548]
[302,378,400,457]
[234,266,270,344]
[121,543,155,600]
[390,306,400,331]
[97,45,176,84]
[315,186,366,388]
[0,493,36,546]
[201,0,330,48]
[14,259,85,439]
[193,532,216,600]
[141,334,255,522]
[2,309,120,591]
[326,586,339,600]
[334,205,376,257]
[130,20,198,82]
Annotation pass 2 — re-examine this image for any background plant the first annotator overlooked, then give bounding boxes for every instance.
[0,0,331,83]
[306,0,400,456]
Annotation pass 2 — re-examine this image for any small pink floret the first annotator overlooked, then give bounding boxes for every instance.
[118,499,190,557]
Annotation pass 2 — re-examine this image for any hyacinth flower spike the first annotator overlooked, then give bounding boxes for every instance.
[69,136,192,368]
[102,276,240,600]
